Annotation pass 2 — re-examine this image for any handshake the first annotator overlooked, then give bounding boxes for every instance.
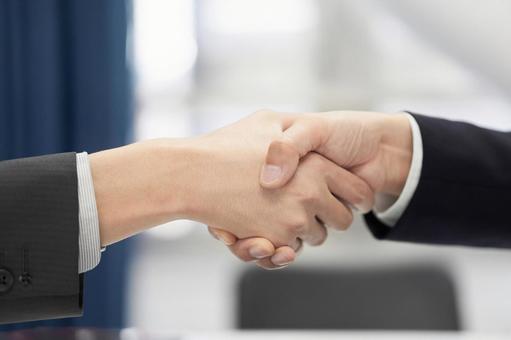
[91,110,413,269]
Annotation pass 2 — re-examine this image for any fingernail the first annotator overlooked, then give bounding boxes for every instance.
[353,203,371,214]
[217,233,234,246]
[269,264,289,270]
[249,247,269,259]
[261,164,282,184]
[272,252,291,266]
[348,203,366,214]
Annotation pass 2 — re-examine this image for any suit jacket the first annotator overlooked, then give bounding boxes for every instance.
[0,153,82,324]
[365,113,511,248]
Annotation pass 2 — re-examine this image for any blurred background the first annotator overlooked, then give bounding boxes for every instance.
[2,0,511,334]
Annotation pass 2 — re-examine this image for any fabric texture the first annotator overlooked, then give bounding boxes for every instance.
[0,153,83,324]
[76,152,101,273]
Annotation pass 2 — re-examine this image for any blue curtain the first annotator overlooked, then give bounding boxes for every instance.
[0,0,133,329]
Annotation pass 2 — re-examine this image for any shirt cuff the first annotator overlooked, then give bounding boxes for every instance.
[76,152,102,273]
[373,113,423,226]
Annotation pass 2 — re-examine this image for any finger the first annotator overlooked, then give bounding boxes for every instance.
[228,237,276,262]
[316,193,354,231]
[208,226,237,245]
[271,245,297,265]
[260,118,327,189]
[255,237,302,269]
[256,246,296,269]
[326,165,375,213]
[299,218,328,246]
[255,259,288,270]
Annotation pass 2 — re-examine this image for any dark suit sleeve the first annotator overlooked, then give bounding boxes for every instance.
[365,113,511,248]
[0,153,83,324]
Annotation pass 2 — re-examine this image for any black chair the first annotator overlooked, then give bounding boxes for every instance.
[238,266,460,330]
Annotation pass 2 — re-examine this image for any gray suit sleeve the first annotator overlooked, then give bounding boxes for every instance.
[0,153,83,324]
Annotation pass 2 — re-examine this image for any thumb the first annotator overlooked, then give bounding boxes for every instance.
[260,118,326,189]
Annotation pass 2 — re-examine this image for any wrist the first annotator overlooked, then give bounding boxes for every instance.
[89,139,198,245]
[378,113,413,196]
[152,137,217,223]
[169,135,239,226]
[135,138,203,221]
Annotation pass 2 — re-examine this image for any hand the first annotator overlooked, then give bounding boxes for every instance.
[260,111,413,195]
[219,110,412,268]
[189,111,373,249]
[208,150,372,268]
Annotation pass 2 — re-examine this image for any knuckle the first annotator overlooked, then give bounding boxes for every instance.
[315,237,327,247]
[302,192,317,205]
[296,187,320,205]
[310,231,327,246]
[286,215,308,235]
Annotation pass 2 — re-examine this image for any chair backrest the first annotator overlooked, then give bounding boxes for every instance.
[238,266,460,330]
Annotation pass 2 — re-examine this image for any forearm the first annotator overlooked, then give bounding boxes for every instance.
[89,139,198,246]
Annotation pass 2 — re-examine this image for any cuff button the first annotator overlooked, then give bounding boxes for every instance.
[0,268,14,293]
[19,272,32,287]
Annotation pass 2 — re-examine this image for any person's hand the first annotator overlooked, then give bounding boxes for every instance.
[207,150,373,268]
[187,111,373,251]
[259,111,413,195]
[216,110,412,268]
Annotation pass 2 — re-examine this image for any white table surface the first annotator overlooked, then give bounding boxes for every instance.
[3,329,510,340]
[119,330,511,340]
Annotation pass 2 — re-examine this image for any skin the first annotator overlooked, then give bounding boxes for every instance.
[211,111,413,269]
[89,110,374,251]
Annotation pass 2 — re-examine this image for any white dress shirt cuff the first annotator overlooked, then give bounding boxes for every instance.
[373,114,423,226]
[76,152,102,273]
